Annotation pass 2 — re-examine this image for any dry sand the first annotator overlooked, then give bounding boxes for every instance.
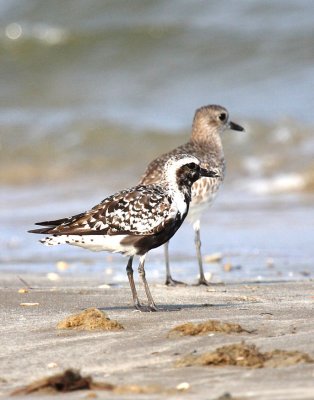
[0,273,313,399]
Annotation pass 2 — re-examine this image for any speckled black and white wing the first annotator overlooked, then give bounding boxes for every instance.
[30,185,176,237]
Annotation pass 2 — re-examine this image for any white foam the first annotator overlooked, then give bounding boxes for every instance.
[245,173,305,195]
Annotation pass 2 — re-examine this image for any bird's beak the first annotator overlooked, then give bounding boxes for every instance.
[228,121,245,132]
[199,168,220,179]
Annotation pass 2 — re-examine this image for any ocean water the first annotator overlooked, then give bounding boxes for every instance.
[1,1,313,283]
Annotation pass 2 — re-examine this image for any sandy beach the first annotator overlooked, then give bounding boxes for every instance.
[1,273,313,399]
[2,2,314,399]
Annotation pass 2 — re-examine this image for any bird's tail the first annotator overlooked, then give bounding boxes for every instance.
[28,227,54,234]
[28,213,86,235]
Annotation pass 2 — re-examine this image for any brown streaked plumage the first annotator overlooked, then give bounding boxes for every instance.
[140,104,244,286]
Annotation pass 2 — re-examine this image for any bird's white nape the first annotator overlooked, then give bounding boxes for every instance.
[163,154,200,216]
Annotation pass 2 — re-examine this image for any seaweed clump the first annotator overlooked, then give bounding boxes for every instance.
[57,308,124,331]
[168,320,251,337]
[176,342,313,368]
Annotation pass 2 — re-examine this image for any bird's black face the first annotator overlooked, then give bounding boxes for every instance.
[179,162,218,186]
[181,162,202,184]
[176,160,220,195]
[183,162,219,181]
[186,162,201,183]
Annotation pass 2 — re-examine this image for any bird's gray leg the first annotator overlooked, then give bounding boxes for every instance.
[164,242,186,286]
[138,254,158,311]
[193,220,210,286]
[126,256,142,310]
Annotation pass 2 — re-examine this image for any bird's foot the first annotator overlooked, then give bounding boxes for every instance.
[194,278,224,286]
[133,302,159,312]
[148,303,158,312]
[165,277,187,287]
[150,304,182,312]
[133,302,182,312]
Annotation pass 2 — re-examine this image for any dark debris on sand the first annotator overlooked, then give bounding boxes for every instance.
[11,369,177,396]
[11,369,113,395]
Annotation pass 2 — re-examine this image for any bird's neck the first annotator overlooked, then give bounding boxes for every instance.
[163,173,191,216]
[176,179,192,203]
[191,123,223,154]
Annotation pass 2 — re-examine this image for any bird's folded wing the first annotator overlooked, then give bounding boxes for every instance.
[33,185,174,236]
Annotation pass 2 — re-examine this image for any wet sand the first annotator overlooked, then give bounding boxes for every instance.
[0,274,313,399]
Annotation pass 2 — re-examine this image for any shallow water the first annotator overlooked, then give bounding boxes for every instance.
[1,1,314,281]
[1,184,313,283]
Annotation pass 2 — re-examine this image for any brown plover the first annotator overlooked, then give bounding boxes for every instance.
[29,154,218,311]
[140,105,244,286]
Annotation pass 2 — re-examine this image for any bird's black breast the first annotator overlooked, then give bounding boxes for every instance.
[120,210,187,255]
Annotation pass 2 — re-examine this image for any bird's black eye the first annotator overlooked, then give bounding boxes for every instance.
[187,162,197,170]
[218,113,227,121]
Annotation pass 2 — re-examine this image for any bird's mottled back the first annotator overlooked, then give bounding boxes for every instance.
[30,154,208,240]
[33,185,173,237]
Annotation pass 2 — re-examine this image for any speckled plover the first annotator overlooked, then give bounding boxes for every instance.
[140,105,244,286]
[29,154,218,311]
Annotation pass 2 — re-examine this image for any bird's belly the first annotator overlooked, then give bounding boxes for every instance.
[41,234,138,257]
[187,177,222,223]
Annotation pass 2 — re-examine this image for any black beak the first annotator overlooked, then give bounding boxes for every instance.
[199,168,220,179]
[228,121,245,132]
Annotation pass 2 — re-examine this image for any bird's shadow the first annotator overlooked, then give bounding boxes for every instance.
[98,302,235,313]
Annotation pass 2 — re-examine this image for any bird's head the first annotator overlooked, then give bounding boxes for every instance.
[164,154,219,191]
[192,104,244,140]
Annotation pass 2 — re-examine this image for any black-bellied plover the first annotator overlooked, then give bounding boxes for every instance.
[29,154,218,311]
[140,105,244,286]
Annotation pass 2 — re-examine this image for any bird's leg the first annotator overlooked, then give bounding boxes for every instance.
[194,220,210,286]
[126,256,142,310]
[164,241,186,286]
[138,254,158,311]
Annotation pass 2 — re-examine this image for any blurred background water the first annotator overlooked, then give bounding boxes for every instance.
[1,0,313,284]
